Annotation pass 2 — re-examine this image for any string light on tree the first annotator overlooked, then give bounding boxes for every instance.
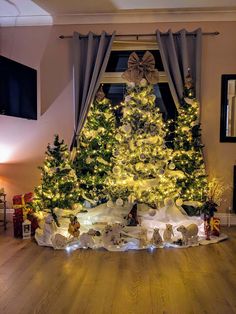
[33,135,79,225]
[106,51,180,207]
[172,69,208,206]
[74,86,117,206]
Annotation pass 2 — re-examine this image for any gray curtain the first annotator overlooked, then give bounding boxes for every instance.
[156,28,202,108]
[71,31,115,150]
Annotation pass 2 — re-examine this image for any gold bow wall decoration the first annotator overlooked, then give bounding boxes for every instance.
[122,51,159,84]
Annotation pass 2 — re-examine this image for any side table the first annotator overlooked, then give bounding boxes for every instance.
[0,193,7,230]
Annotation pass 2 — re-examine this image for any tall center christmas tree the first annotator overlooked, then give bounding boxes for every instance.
[172,70,208,205]
[106,51,180,207]
[74,86,117,205]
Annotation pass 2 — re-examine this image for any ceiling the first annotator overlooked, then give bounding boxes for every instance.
[0,0,236,26]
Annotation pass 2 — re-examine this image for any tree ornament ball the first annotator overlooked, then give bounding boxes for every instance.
[115,133,122,141]
[127,81,135,88]
[169,162,176,170]
[86,157,93,164]
[164,198,174,207]
[159,168,165,175]
[139,154,146,161]
[113,166,121,175]
[175,198,183,207]
[125,95,131,102]
[122,123,132,134]
[140,78,147,87]
[116,198,124,206]
[149,208,156,216]
[107,200,113,208]
[113,150,119,157]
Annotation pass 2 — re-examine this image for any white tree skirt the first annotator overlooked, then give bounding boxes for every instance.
[35,202,228,251]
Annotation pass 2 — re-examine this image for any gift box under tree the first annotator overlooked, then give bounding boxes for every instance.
[12,192,37,237]
[210,217,221,237]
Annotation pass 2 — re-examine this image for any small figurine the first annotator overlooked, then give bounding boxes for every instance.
[151,228,163,246]
[163,224,174,243]
[177,224,198,245]
[79,229,101,249]
[125,202,139,226]
[68,215,80,238]
[35,214,57,246]
[139,228,148,248]
[51,233,68,250]
[102,223,125,246]
[79,233,95,249]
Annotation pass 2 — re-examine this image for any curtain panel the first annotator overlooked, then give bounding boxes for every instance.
[71,31,115,150]
[156,28,202,109]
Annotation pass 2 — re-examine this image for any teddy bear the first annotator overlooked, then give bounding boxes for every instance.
[151,228,163,246]
[163,224,174,243]
[139,228,148,248]
[68,215,80,238]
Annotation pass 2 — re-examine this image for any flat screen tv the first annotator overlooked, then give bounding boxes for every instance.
[0,55,37,120]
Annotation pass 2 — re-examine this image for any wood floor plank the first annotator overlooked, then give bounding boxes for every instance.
[0,224,236,314]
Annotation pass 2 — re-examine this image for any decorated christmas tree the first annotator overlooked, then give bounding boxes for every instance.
[106,51,180,207]
[171,70,208,205]
[33,135,79,223]
[74,86,117,205]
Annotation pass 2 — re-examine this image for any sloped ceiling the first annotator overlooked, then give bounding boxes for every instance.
[0,0,236,26]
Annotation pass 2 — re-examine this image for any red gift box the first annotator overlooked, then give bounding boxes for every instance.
[13,214,23,238]
[27,209,39,235]
[13,192,33,208]
[13,208,39,237]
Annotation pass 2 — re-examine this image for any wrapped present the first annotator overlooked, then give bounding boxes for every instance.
[13,192,33,208]
[13,214,23,238]
[210,217,220,237]
[13,192,34,220]
[27,209,39,235]
[13,207,39,237]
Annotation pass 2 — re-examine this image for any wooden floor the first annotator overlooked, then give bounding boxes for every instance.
[0,223,236,314]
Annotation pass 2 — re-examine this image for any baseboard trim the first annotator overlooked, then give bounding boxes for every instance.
[215,213,236,226]
[0,208,14,214]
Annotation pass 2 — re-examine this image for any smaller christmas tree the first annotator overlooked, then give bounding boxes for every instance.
[172,70,208,207]
[33,135,79,223]
[74,86,117,205]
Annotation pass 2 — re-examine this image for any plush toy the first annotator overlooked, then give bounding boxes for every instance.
[68,215,80,238]
[139,228,148,248]
[151,228,163,246]
[163,224,174,243]
[35,214,57,246]
[177,224,198,245]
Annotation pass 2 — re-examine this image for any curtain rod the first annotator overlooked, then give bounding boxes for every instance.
[59,31,219,39]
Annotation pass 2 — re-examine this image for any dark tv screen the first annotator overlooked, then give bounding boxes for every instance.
[0,56,37,120]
